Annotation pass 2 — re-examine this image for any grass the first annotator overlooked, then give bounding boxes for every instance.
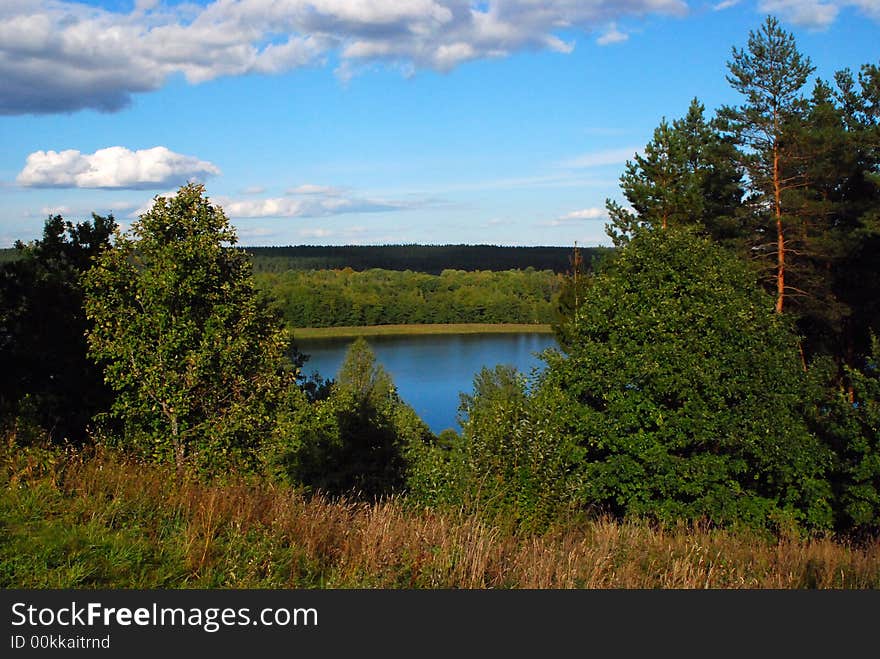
[3,443,879,589]
[292,323,554,340]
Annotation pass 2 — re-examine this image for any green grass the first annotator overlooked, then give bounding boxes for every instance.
[3,443,880,589]
[292,323,554,340]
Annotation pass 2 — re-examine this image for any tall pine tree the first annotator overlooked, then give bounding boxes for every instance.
[720,15,815,314]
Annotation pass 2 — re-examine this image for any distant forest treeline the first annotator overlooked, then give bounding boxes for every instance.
[1,243,604,275]
[241,244,605,275]
[257,267,563,327]
[2,242,589,329]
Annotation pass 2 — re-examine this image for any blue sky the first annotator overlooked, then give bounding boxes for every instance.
[1,1,878,248]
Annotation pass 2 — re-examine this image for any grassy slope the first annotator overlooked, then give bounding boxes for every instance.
[3,445,879,589]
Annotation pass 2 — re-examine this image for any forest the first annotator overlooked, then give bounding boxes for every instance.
[242,244,596,274]
[256,267,562,327]
[0,243,595,274]
[1,16,879,588]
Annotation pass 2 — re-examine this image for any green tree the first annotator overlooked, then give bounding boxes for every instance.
[454,364,577,530]
[0,214,115,443]
[541,227,833,531]
[283,337,433,499]
[720,15,816,314]
[810,336,880,534]
[83,184,296,475]
[822,64,880,369]
[606,98,744,247]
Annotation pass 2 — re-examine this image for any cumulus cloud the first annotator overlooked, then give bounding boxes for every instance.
[1,0,693,115]
[17,146,220,189]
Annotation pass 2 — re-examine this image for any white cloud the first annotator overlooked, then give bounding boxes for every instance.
[217,189,413,218]
[127,186,412,221]
[559,147,640,169]
[596,23,629,45]
[298,228,334,239]
[543,207,607,226]
[560,208,607,220]
[759,0,839,28]
[8,1,874,115]
[755,0,880,28]
[850,0,880,20]
[1,0,692,115]
[714,0,741,10]
[17,146,220,190]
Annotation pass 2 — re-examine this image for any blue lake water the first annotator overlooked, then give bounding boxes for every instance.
[295,332,558,434]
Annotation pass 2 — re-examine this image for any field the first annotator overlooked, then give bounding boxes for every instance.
[3,444,878,589]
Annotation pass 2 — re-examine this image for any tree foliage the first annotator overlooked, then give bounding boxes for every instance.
[0,214,115,443]
[810,337,880,533]
[719,15,815,314]
[83,184,296,475]
[406,364,578,531]
[543,228,833,531]
[257,267,562,328]
[606,99,744,247]
[281,337,434,499]
[243,244,592,275]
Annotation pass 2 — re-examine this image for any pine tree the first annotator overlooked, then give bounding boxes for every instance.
[606,98,743,247]
[720,15,815,314]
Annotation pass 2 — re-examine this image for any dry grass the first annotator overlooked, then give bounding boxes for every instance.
[3,446,879,589]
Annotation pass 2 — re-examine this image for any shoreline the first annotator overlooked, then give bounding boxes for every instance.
[292,323,554,340]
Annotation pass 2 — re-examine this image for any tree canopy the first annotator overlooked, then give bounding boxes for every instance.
[83,183,297,475]
[0,213,116,443]
[543,227,833,530]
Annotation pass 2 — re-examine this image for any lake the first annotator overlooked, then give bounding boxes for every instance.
[295,332,558,434]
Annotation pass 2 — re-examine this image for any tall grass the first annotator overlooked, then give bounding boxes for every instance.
[2,442,878,589]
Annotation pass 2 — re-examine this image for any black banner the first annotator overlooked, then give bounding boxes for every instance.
[2,589,877,655]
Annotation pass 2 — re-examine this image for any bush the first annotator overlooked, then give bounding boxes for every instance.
[280,338,435,499]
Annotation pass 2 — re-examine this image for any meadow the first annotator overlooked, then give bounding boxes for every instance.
[4,443,878,589]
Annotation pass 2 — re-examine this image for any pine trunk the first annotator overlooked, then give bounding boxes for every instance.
[773,141,785,314]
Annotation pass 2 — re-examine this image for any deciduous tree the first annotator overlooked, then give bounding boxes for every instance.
[83,184,295,475]
[541,227,833,530]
